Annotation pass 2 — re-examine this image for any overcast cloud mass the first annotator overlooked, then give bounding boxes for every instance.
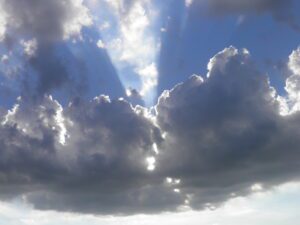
[0,0,300,223]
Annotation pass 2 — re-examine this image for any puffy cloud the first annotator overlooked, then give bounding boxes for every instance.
[288,47,300,76]
[283,47,300,113]
[0,95,176,214]
[0,0,92,42]
[96,39,105,49]
[1,46,300,215]
[20,39,38,58]
[155,47,300,210]
[0,0,92,102]
[0,5,6,41]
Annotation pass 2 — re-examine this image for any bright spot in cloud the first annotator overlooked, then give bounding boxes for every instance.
[97,39,105,49]
[251,183,263,192]
[166,177,181,185]
[152,143,159,154]
[185,0,194,7]
[0,9,6,41]
[20,39,38,57]
[174,188,181,193]
[99,21,110,30]
[146,156,156,171]
[1,54,9,63]
[137,63,158,96]
[166,177,173,183]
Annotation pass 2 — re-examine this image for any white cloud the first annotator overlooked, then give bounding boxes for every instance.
[137,63,158,96]
[185,0,194,7]
[97,0,159,105]
[62,0,92,40]
[251,183,263,192]
[281,47,300,113]
[288,47,300,75]
[0,0,92,43]
[0,3,7,41]
[97,39,105,49]
[20,39,38,57]
[1,54,9,63]
[99,21,110,30]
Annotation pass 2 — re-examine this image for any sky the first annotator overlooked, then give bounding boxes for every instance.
[0,0,300,224]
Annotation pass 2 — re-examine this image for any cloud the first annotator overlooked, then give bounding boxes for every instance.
[282,47,300,113]
[20,39,38,58]
[0,0,91,42]
[206,0,289,14]
[0,0,92,101]
[1,46,300,215]
[0,95,173,214]
[21,45,78,99]
[192,0,300,31]
[155,46,300,210]
[0,5,6,41]
[94,0,160,105]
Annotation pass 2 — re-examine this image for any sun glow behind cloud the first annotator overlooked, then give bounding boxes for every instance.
[88,0,161,105]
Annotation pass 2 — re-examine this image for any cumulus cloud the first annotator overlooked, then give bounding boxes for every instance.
[0,0,92,101]
[1,47,300,215]
[0,95,172,214]
[155,47,300,210]
[0,0,92,42]
[283,47,300,113]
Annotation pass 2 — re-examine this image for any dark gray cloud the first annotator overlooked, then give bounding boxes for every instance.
[0,95,174,214]
[192,0,300,31]
[20,44,88,101]
[1,47,300,215]
[206,0,289,14]
[126,88,145,106]
[0,0,92,100]
[155,47,300,209]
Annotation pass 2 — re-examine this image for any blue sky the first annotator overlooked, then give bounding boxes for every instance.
[0,0,300,224]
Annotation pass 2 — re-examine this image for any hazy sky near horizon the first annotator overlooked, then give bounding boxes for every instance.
[0,0,300,224]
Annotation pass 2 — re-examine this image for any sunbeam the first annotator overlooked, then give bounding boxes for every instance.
[87,0,162,105]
